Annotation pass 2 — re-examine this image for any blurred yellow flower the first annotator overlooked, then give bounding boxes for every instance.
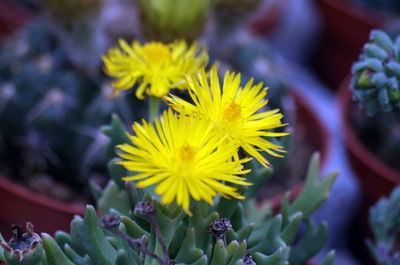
[166,66,289,167]
[102,40,208,99]
[116,109,251,215]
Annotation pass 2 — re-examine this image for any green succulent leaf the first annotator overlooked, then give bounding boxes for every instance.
[63,244,92,265]
[285,153,338,218]
[70,206,117,265]
[42,233,74,265]
[174,228,203,264]
[252,247,289,265]
[289,219,328,265]
[320,250,335,265]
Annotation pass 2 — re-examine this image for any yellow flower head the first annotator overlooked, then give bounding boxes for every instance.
[116,109,251,215]
[166,66,289,167]
[102,40,208,99]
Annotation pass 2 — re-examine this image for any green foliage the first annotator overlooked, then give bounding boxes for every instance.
[283,153,337,218]
[0,153,336,265]
[351,30,400,115]
[367,186,400,265]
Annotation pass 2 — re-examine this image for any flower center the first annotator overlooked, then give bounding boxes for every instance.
[223,102,242,122]
[141,42,171,65]
[179,143,196,162]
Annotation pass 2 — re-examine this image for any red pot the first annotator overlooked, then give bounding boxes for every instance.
[339,78,400,201]
[0,176,85,239]
[0,2,34,43]
[313,0,388,88]
[267,89,331,213]
[249,0,290,36]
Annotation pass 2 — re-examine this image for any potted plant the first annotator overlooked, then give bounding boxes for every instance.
[312,0,399,88]
[0,161,335,265]
[0,0,328,238]
[367,186,400,265]
[340,29,400,201]
[0,66,338,263]
[0,0,210,235]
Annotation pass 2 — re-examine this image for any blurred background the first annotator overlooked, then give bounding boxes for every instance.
[1,0,400,264]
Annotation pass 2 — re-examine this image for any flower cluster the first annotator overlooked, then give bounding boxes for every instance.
[103,41,288,215]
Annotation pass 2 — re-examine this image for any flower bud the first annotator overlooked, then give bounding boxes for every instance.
[139,0,212,42]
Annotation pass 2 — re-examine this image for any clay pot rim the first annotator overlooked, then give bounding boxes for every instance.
[317,0,388,26]
[268,88,332,211]
[339,77,400,185]
[0,176,85,215]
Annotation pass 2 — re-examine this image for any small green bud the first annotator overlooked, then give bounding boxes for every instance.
[139,0,212,42]
[357,70,372,87]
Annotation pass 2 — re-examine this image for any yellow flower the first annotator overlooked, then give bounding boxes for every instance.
[102,40,208,99]
[116,109,251,215]
[166,66,289,167]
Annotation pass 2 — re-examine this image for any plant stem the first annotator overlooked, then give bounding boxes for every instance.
[148,96,161,122]
[147,214,170,263]
[106,227,165,265]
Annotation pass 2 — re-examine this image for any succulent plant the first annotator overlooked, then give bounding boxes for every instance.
[0,148,337,265]
[351,30,400,116]
[0,20,144,201]
[367,186,400,265]
[350,29,400,172]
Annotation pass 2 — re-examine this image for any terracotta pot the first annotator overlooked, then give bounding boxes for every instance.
[0,176,85,239]
[313,0,388,88]
[339,78,400,201]
[0,2,34,43]
[267,89,331,213]
[249,0,290,36]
